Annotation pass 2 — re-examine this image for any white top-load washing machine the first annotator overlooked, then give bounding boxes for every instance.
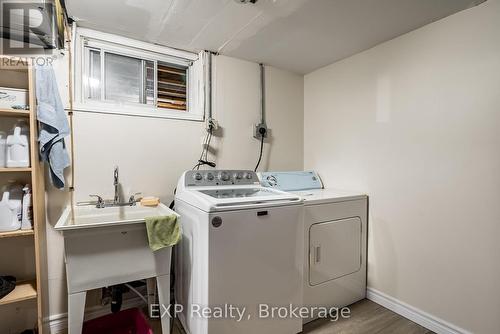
[174,170,304,334]
[258,171,368,323]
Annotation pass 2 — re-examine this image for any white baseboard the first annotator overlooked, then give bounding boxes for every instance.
[367,288,471,334]
[45,297,146,334]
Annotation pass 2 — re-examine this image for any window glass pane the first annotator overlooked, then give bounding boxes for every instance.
[145,60,154,105]
[105,52,142,103]
[157,62,188,111]
[88,49,101,100]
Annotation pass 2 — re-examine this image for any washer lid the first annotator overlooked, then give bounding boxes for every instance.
[176,170,303,212]
[178,185,302,212]
[198,187,282,200]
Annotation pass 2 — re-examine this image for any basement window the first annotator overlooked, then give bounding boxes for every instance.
[75,28,205,120]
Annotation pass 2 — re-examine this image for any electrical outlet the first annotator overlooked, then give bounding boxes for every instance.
[206,118,219,131]
[254,123,268,139]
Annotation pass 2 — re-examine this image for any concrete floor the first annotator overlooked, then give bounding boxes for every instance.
[150,299,433,334]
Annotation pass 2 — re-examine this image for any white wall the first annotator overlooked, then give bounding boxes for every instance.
[45,54,304,320]
[304,1,500,333]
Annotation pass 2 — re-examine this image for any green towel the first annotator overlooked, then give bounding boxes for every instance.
[145,214,181,252]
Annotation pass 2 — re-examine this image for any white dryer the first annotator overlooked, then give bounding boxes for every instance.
[174,170,304,334]
[258,171,368,323]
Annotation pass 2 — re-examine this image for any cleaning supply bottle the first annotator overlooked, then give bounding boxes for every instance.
[0,188,21,232]
[6,181,22,227]
[13,119,29,135]
[0,131,6,167]
[6,124,30,168]
[21,184,33,230]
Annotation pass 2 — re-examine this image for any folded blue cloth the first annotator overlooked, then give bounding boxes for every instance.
[35,65,70,189]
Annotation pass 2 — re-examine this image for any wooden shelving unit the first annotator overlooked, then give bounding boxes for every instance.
[0,229,35,238]
[0,167,32,173]
[0,108,30,117]
[0,61,47,333]
[0,280,37,306]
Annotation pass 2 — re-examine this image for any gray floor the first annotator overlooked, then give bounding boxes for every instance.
[301,299,433,334]
[150,299,433,334]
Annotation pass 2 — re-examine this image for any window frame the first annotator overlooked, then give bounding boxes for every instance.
[73,28,205,121]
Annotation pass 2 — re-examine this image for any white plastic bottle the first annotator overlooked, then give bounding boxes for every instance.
[21,184,33,230]
[6,181,23,227]
[6,125,30,167]
[0,131,6,167]
[0,186,21,232]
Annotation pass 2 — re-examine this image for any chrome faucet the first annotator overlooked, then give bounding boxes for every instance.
[76,166,142,208]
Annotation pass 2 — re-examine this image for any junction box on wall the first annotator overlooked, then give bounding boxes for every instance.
[254,123,268,139]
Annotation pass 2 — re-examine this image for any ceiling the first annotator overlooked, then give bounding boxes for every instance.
[65,0,486,74]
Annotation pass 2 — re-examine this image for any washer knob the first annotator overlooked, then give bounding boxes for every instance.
[206,173,214,181]
[194,172,203,181]
[235,172,244,180]
[219,171,230,181]
[245,172,253,180]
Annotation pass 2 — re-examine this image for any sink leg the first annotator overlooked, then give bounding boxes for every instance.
[146,278,157,310]
[157,274,171,334]
[68,290,87,334]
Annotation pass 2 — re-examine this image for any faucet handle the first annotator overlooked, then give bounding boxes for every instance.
[89,194,105,208]
[128,192,142,205]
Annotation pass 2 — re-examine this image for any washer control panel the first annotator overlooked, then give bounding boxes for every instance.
[185,170,259,187]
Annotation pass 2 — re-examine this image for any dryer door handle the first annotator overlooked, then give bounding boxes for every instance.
[314,245,321,263]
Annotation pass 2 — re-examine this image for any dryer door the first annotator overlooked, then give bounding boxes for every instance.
[309,217,362,286]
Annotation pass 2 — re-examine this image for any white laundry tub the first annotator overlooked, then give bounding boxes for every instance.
[55,203,178,334]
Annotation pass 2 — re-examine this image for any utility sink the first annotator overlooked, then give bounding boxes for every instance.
[55,203,174,230]
[54,203,177,334]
